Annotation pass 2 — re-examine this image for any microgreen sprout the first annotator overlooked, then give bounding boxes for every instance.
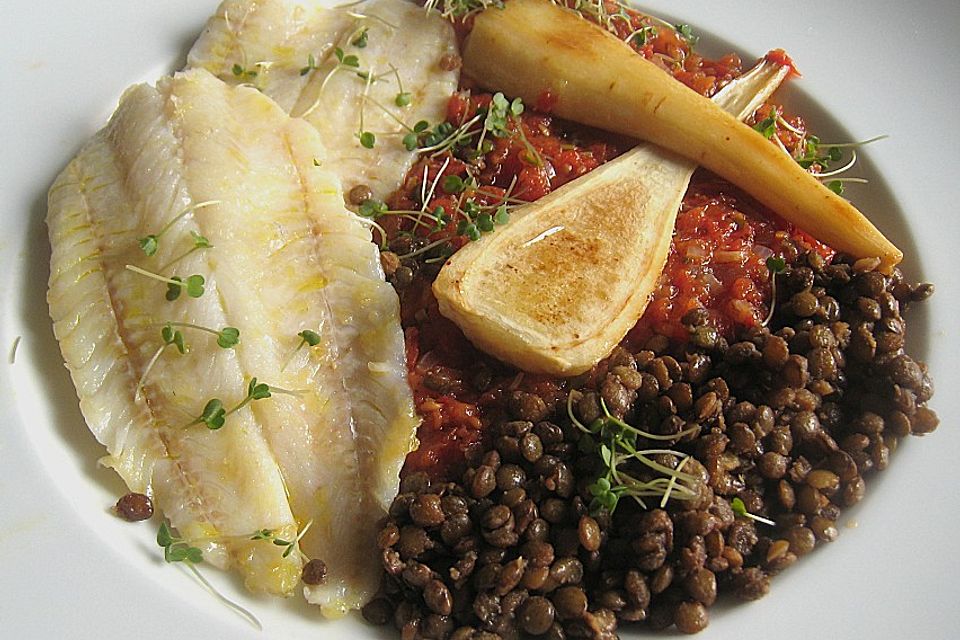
[795,134,842,170]
[282,329,322,370]
[762,256,787,327]
[297,329,322,348]
[335,46,360,68]
[753,113,778,140]
[137,200,220,257]
[232,63,258,82]
[475,93,543,167]
[163,322,240,349]
[547,0,694,70]
[359,199,389,219]
[626,24,658,47]
[478,92,521,145]
[124,265,205,301]
[389,64,411,108]
[136,324,188,398]
[355,61,378,149]
[731,497,775,526]
[250,520,314,559]
[410,115,483,156]
[567,391,700,515]
[301,47,363,117]
[674,23,699,45]
[770,116,887,192]
[351,27,369,48]
[451,192,515,244]
[157,521,204,564]
[443,174,467,194]
[422,0,504,20]
[400,164,518,248]
[186,378,273,430]
[359,131,376,148]
[300,53,320,76]
[156,519,262,630]
[238,60,274,88]
[766,256,786,275]
[157,231,214,272]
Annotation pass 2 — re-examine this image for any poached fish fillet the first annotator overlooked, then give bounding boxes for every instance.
[47,68,418,615]
[188,0,460,201]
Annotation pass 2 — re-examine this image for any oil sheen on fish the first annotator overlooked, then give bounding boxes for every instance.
[47,68,418,614]
[187,0,459,201]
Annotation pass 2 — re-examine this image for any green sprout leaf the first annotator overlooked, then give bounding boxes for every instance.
[402,132,419,151]
[232,64,257,80]
[185,274,205,298]
[166,277,183,301]
[463,223,481,242]
[753,115,777,139]
[190,231,212,249]
[157,522,175,548]
[730,496,775,525]
[334,47,360,68]
[300,53,318,76]
[247,520,312,559]
[157,521,204,564]
[483,92,514,139]
[198,399,226,430]
[359,199,388,219]
[359,131,376,149]
[351,28,369,48]
[298,330,321,347]
[766,256,787,275]
[827,180,844,195]
[247,378,272,401]
[217,327,240,349]
[161,324,187,355]
[629,25,658,47]
[763,257,786,327]
[675,23,699,45]
[476,212,494,233]
[395,92,412,108]
[442,175,465,194]
[139,235,159,256]
[599,443,613,467]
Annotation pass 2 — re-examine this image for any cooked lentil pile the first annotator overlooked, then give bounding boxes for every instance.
[364,252,937,638]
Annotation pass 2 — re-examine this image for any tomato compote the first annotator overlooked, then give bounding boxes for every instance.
[629,176,832,344]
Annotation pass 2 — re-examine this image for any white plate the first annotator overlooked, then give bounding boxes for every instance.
[2,1,958,638]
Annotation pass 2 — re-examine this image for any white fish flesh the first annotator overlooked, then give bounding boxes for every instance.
[188,0,460,201]
[47,68,419,614]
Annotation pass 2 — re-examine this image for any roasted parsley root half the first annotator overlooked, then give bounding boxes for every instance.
[434,60,789,376]
[462,0,902,272]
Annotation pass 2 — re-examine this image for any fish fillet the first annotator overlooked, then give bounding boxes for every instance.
[47,68,418,614]
[187,0,459,201]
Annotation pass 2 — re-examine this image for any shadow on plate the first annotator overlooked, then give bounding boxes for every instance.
[19,173,129,499]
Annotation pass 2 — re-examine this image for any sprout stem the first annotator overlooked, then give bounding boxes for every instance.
[180,563,263,631]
